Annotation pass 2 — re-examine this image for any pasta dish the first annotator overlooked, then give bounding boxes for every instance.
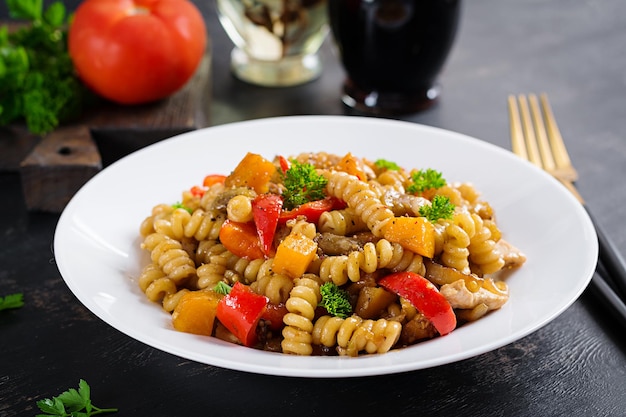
[136,151,526,356]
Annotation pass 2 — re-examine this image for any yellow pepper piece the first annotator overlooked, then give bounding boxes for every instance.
[272,232,318,279]
[172,290,222,336]
[337,152,367,181]
[383,216,435,258]
[225,152,276,194]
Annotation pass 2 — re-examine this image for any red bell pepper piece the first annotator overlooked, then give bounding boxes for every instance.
[278,155,290,174]
[261,302,288,331]
[203,174,227,187]
[216,282,269,347]
[278,196,347,225]
[219,220,265,260]
[190,185,205,197]
[379,271,457,336]
[189,174,227,197]
[252,194,283,257]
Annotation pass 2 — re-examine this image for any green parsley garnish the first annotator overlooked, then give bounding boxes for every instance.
[406,168,446,195]
[0,0,91,135]
[319,282,352,319]
[374,159,401,171]
[281,160,328,210]
[419,195,455,222]
[213,281,232,295]
[172,202,193,214]
[36,379,117,417]
[0,292,24,311]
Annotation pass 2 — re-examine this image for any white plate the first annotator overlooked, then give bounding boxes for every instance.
[54,115,598,378]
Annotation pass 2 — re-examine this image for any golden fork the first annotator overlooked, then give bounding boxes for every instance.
[507,93,583,202]
[508,93,626,325]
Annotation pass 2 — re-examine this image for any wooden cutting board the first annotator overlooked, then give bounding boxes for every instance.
[2,52,212,213]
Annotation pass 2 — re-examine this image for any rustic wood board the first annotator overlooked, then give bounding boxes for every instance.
[0,50,211,213]
[20,125,101,213]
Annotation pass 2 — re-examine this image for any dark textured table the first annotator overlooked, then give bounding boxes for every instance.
[2,1,626,416]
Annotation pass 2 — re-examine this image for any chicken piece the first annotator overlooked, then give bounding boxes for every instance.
[440,279,509,310]
[381,189,430,217]
[496,239,527,269]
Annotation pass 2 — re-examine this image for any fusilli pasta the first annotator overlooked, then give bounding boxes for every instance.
[324,170,395,237]
[318,239,425,285]
[312,315,402,356]
[281,276,322,355]
[135,151,525,357]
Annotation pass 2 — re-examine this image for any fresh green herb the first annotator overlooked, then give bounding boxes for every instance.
[281,160,328,210]
[406,168,446,195]
[36,379,117,417]
[0,292,24,311]
[419,195,455,222]
[374,159,401,171]
[172,202,193,214]
[0,0,90,135]
[213,281,232,295]
[319,282,352,319]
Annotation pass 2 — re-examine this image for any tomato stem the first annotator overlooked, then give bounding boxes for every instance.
[130,6,150,15]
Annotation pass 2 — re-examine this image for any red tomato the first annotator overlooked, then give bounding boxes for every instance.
[68,0,207,104]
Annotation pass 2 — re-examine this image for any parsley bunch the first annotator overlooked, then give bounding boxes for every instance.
[36,379,117,417]
[0,0,89,135]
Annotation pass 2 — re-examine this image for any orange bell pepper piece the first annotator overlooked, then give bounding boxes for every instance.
[383,216,435,258]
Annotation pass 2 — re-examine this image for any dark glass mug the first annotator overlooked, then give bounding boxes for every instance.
[328,0,461,115]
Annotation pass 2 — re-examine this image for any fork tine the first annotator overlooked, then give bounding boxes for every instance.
[507,95,528,160]
[517,94,542,167]
[508,93,585,203]
[528,94,556,172]
[539,93,579,181]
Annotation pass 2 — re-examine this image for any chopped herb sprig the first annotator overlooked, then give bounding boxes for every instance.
[172,202,192,214]
[281,160,328,210]
[213,281,232,295]
[36,379,117,417]
[406,168,446,195]
[374,159,401,171]
[0,292,24,311]
[419,195,455,222]
[319,282,352,319]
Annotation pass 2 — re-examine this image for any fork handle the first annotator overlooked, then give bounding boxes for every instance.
[586,207,626,299]
[588,271,626,329]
